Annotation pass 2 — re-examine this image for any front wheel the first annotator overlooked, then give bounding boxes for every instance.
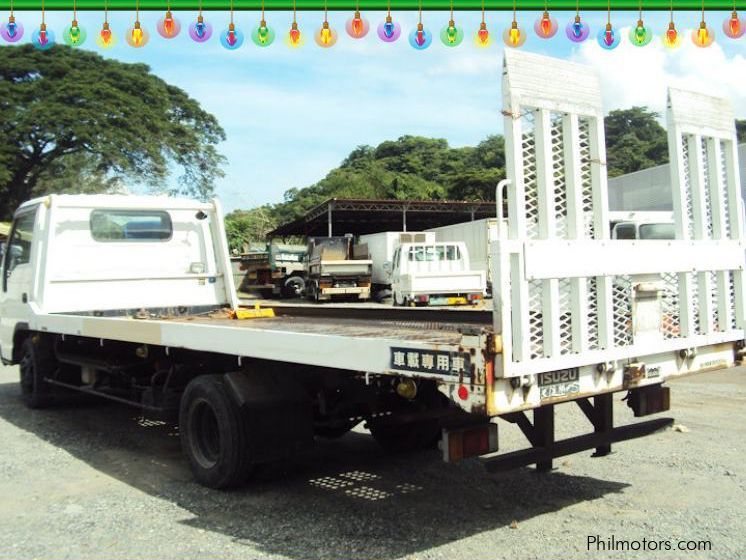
[19,336,56,409]
[393,290,405,307]
[180,375,253,489]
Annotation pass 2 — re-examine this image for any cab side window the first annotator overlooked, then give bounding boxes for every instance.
[613,223,637,240]
[3,210,36,291]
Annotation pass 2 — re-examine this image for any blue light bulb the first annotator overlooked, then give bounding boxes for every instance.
[384,20,394,38]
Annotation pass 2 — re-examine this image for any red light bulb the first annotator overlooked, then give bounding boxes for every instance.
[666,24,677,43]
[289,22,300,44]
[540,12,552,35]
[351,11,363,36]
[100,22,112,44]
[477,22,489,45]
[416,29,425,45]
[163,10,175,35]
[729,12,741,35]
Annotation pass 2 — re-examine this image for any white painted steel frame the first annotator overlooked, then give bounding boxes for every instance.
[495,52,745,379]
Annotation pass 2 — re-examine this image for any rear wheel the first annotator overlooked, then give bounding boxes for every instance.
[180,375,253,489]
[283,276,306,298]
[19,336,56,409]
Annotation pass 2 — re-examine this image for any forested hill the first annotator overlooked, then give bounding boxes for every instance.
[224,108,746,252]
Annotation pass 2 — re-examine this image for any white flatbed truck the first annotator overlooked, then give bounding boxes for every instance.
[1,51,744,489]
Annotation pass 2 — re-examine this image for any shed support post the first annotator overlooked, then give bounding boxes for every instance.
[327,203,333,237]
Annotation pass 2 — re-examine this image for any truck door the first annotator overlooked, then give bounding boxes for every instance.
[391,246,403,299]
[0,207,38,361]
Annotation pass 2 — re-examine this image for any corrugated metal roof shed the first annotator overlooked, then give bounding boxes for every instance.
[268,198,498,238]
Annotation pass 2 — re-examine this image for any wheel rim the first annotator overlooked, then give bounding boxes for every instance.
[190,399,221,469]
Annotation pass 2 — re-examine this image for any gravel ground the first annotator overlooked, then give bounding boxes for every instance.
[0,363,744,560]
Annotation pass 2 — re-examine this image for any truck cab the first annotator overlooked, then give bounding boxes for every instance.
[390,242,486,306]
[609,211,676,240]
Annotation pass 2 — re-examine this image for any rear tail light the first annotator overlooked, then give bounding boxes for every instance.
[468,293,483,301]
[442,424,498,463]
[415,295,430,303]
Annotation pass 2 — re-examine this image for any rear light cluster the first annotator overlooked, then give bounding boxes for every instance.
[442,423,498,463]
[415,295,430,303]
[468,293,483,301]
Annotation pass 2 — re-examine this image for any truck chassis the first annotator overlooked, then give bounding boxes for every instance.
[2,51,744,488]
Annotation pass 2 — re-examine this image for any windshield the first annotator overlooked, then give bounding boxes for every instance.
[407,245,461,262]
[639,223,675,240]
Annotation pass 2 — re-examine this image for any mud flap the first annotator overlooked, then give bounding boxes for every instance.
[224,370,314,463]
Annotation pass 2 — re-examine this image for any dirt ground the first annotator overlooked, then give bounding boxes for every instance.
[0,363,744,560]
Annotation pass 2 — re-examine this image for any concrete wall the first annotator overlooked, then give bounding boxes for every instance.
[608,144,746,211]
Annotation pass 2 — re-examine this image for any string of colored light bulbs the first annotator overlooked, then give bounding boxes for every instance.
[2,1,745,50]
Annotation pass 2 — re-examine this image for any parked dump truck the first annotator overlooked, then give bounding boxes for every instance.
[358,231,485,306]
[1,51,744,490]
[305,236,373,302]
[238,243,307,298]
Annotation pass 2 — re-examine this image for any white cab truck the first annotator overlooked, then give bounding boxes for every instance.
[609,211,675,240]
[359,231,486,306]
[2,51,745,490]
[428,218,500,294]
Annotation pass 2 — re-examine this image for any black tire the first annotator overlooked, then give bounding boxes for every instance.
[368,389,448,453]
[19,336,56,409]
[283,276,306,298]
[179,375,253,489]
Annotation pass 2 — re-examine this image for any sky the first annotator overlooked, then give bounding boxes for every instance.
[7,8,746,212]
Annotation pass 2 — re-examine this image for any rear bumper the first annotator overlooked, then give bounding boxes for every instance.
[319,287,371,299]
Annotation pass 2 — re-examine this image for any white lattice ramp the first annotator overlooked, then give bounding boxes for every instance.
[667,86,746,336]
[503,50,603,117]
[668,88,736,137]
[493,57,745,379]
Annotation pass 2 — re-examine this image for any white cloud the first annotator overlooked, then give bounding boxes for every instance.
[573,29,746,118]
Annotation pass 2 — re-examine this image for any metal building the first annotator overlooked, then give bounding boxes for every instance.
[608,144,746,211]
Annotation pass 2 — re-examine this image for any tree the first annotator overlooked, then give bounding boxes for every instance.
[224,207,276,254]
[0,45,225,219]
[604,107,669,177]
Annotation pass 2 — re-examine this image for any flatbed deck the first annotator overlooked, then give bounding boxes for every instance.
[172,313,481,345]
[37,305,489,389]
